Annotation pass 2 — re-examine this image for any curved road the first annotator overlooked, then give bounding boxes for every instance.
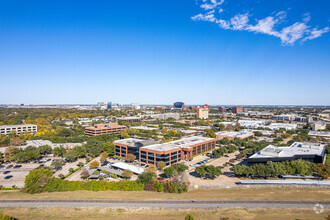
[0,199,329,209]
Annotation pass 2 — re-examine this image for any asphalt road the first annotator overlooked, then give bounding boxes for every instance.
[0,199,329,209]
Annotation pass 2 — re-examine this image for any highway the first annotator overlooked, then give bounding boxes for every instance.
[0,199,329,209]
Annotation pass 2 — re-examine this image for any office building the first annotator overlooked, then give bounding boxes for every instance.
[85,123,126,136]
[312,121,327,131]
[107,102,112,110]
[218,106,226,112]
[139,136,216,166]
[173,102,185,109]
[247,142,326,164]
[196,107,209,119]
[264,123,297,130]
[215,130,254,141]
[232,106,243,114]
[0,124,37,135]
[131,103,141,110]
[308,131,330,140]
[113,138,157,159]
[117,116,141,123]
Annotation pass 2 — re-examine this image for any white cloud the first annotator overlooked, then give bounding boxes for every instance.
[246,16,279,36]
[200,0,224,10]
[191,2,329,46]
[278,22,309,45]
[230,13,249,30]
[302,13,311,23]
[303,27,329,41]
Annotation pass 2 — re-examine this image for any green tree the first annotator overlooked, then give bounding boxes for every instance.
[157,161,166,170]
[122,169,133,179]
[100,152,108,163]
[204,129,216,138]
[126,153,136,162]
[52,146,66,157]
[38,145,52,155]
[89,160,100,169]
[137,172,157,184]
[24,168,53,194]
[51,160,63,170]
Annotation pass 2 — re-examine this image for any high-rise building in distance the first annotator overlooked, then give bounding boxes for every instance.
[232,106,243,114]
[173,102,185,109]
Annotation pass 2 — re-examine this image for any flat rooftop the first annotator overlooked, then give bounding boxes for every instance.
[249,142,326,159]
[0,124,36,128]
[113,138,156,147]
[131,126,157,130]
[111,162,145,175]
[308,131,330,137]
[216,130,254,138]
[141,136,214,152]
[85,123,125,130]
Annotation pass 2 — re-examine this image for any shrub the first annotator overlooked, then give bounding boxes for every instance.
[58,174,65,179]
[137,172,157,184]
[185,214,194,220]
[154,181,164,192]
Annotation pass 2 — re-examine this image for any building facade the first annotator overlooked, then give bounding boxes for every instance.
[247,142,326,164]
[215,131,254,141]
[196,107,209,119]
[113,138,156,159]
[0,124,37,135]
[85,123,126,136]
[139,136,216,166]
[232,106,243,114]
[312,121,327,131]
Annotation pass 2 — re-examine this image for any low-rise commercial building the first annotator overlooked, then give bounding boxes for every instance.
[247,142,326,164]
[264,123,297,130]
[117,116,141,123]
[308,131,330,140]
[85,123,126,136]
[0,124,37,135]
[312,121,327,131]
[215,130,254,140]
[238,120,266,129]
[139,136,216,166]
[113,138,157,158]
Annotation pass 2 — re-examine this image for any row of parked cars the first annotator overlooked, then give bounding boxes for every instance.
[0,164,22,169]
[1,164,23,180]
[190,159,209,167]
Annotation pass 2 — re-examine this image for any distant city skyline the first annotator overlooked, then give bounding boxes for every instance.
[1,0,329,105]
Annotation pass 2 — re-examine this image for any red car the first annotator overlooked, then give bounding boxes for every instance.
[157,177,164,181]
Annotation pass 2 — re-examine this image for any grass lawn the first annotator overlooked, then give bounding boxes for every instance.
[0,207,329,220]
[0,187,329,201]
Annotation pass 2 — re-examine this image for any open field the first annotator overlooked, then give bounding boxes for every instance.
[0,207,329,220]
[0,187,329,201]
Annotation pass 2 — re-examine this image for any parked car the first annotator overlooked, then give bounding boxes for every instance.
[224,155,229,157]
[4,175,13,179]
[14,165,22,168]
[5,165,13,169]
[3,171,10,174]
[0,166,5,169]
[157,177,164,181]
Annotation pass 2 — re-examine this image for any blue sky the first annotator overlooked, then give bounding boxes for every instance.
[0,0,329,105]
